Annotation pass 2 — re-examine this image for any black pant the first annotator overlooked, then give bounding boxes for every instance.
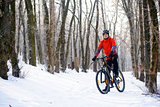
[106,54,118,76]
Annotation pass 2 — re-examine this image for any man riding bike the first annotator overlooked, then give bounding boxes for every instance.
[92,29,119,78]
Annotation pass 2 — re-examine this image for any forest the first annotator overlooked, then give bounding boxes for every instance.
[0,0,160,94]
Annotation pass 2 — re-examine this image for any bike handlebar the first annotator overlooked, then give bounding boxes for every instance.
[88,56,109,68]
[96,56,109,61]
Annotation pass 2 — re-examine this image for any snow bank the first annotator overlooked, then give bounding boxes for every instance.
[0,63,160,107]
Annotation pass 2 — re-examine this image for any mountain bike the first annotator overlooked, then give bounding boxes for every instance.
[95,56,125,94]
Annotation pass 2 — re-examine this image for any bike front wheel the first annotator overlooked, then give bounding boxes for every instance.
[114,70,125,92]
[96,70,110,94]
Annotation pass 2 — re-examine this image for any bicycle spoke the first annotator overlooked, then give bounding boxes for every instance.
[114,70,125,92]
[96,70,110,94]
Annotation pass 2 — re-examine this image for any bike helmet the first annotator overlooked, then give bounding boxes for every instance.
[103,29,109,35]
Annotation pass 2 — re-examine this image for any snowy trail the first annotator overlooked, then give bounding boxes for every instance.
[0,64,160,107]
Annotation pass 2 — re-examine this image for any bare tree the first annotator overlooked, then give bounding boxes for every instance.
[113,0,119,38]
[121,0,138,77]
[65,0,76,70]
[84,0,97,72]
[42,0,49,66]
[48,0,55,73]
[18,0,27,63]
[55,0,70,72]
[139,0,144,82]
[0,0,10,79]
[11,0,20,77]
[100,0,106,29]
[93,0,99,72]
[143,0,150,87]
[34,0,43,64]
[79,0,85,71]
[25,0,36,66]
[73,19,77,58]
[147,0,159,93]
[0,0,19,79]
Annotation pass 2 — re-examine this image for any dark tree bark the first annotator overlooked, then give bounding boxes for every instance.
[139,0,144,82]
[73,19,77,58]
[93,0,99,72]
[0,0,9,79]
[79,0,85,71]
[158,0,160,73]
[25,0,36,66]
[10,1,20,77]
[0,0,19,79]
[60,0,70,71]
[148,0,159,93]
[143,0,150,87]
[159,0,160,13]
[134,1,139,79]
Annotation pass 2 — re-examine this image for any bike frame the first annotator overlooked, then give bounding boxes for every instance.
[97,56,114,86]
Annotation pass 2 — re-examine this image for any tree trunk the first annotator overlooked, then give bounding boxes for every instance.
[11,1,20,77]
[0,1,9,79]
[134,1,139,79]
[159,0,160,13]
[158,0,160,73]
[139,0,144,82]
[93,0,99,72]
[38,0,43,64]
[34,0,43,64]
[0,0,19,79]
[17,1,21,54]
[143,0,150,87]
[113,0,119,38]
[148,0,159,93]
[100,0,106,29]
[84,0,97,72]
[48,0,55,73]
[42,0,49,67]
[19,0,27,63]
[65,0,75,70]
[25,0,36,66]
[55,0,70,72]
[79,0,85,71]
[121,0,137,77]
[74,57,79,72]
[73,19,77,58]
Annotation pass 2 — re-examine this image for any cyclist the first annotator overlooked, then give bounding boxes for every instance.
[92,29,119,78]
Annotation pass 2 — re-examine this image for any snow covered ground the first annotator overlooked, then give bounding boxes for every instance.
[0,62,160,107]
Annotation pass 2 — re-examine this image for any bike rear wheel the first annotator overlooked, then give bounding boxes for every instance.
[96,70,110,94]
[114,70,125,92]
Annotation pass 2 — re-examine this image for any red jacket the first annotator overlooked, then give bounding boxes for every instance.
[95,36,117,59]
